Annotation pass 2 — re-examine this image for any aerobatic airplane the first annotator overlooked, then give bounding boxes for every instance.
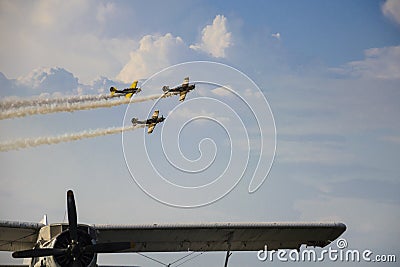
[131,110,165,134]
[162,77,195,101]
[0,190,346,267]
[110,80,141,99]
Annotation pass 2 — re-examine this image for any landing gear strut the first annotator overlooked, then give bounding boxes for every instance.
[224,250,232,267]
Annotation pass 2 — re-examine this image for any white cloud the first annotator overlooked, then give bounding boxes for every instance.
[96,2,116,24]
[271,32,281,40]
[30,0,90,30]
[0,1,134,83]
[211,85,234,97]
[332,46,400,80]
[382,0,400,25]
[116,33,191,82]
[16,67,78,91]
[117,15,236,83]
[0,1,232,84]
[190,15,232,58]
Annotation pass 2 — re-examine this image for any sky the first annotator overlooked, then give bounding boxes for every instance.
[1,0,400,266]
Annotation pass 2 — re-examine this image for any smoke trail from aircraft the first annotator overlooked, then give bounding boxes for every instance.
[0,125,145,152]
[0,93,175,120]
[0,94,115,109]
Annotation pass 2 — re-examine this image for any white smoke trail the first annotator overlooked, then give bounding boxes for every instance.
[0,125,145,152]
[0,94,115,109]
[0,93,176,120]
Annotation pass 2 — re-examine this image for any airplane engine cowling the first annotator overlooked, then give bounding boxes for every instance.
[52,229,96,267]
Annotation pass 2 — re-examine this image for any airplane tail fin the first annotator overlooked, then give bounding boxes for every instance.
[39,214,48,225]
[162,86,169,92]
[183,77,189,86]
[125,93,133,99]
[131,118,138,125]
[110,87,117,96]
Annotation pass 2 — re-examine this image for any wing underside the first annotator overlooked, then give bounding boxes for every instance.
[179,91,187,102]
[125,93,133,99]
[94,222,346,252]
[147,123,156,134]
[0,221,43,252]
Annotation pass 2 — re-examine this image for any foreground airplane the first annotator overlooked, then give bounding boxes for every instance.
[110,80,141,99]
[0,190,346,267]
[162,77,195,101]
[131,110,165,134]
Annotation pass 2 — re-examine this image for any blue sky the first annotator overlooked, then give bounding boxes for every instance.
[1,0,400,266]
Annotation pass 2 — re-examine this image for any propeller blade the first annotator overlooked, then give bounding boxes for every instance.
[83,242,135,253]
[67,190,78,242]
[12,248,66,258]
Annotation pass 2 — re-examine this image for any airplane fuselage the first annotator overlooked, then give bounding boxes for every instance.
[131,117,165,125]
[166,84,195,93]
[145,117,165,125]
[113,88,140,94]
[27,223,98,267]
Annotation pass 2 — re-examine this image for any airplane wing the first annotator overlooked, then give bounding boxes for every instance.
[130,80,138,89]
[93,222,346,252]
[151,110,159,120]
[0,221,43,252]
[179,91,188,102]
[182,77,189,87]
[125,93,134,99]
[147,123,156,134]
[0,221,346,253]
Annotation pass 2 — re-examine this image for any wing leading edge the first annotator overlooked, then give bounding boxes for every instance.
[94,222,346,252]
[147,123,156,134]
[179,91,188,102]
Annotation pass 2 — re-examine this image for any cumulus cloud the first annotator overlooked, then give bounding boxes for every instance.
[0,67,130,97]
[332,46,400,80]
[116,33,191,82]
[117,15,235,82]
[382,0,400,25]
[211,86,233,97]
[0,1,135,83]
[96,2,116,24]
[190,15,232,58]
[271,32,281,40]
[30,0,90,29]
[0,1,233,84]
[6,67,80,96]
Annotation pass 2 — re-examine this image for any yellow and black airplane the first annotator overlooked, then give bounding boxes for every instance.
[131,110,165,134]
[162,77,195,101]
[110,80,141,99]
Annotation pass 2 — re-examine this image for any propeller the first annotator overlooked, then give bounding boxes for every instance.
[67,190,78,243]
[12,248,66,258]
[12,190,134,267]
